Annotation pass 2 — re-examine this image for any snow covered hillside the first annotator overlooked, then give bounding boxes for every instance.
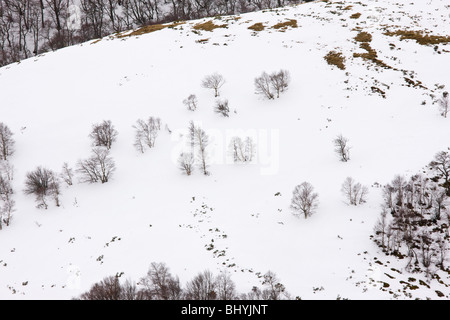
[0,0,449,300]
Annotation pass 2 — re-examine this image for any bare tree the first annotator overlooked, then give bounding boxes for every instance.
[194,125,209,175]
[333,134,350,162]
[216,271,236,300]
[229,136,255,163]
[178,152,194,176]
[0,122,15,161]
[261,271,289,300]
[61,162,74,186]
[290,182,319,219]
[214,99,230,117]
[89,120,118,150]
[139,262,183,300]
[429,150,450,196]
[133,117,161,153]
[438,91,449,118]
[269,69,290,98]
[24,166,60,209]
[77,148,116,184]
[341,177,368,205]
[185,270,217,300]
[201,73,225,97]
[183,94,198,111]
[254,71,274,100]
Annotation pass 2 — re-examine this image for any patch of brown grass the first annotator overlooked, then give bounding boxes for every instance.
[324,51,346,70]
[384,29,450,46]
[350,12,361,19]
[343,5,353,10]
[272,19,298,30]
[118,21,185,38]
[193,20,227,32]
[248,22,265,32]
[354,31,372,43]
[353,42,393,70]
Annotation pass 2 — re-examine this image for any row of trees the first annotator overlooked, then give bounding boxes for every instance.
[373,150,450,276]
[0,0,303,67]
[77,261,290,300]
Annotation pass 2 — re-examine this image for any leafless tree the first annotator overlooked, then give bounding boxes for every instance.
[333,134,350,162]
[254,71,274,100]
[183,94,198,111]
[0,122,15,161]
[216,271,236,300]
[77,148,116,184]
[60,162,74,186]
[269,69,290,98]
[290,182,319,219]
[214,99,229,117]
[194,125,209,175]
[0,161,14,181]
[429,150,450,195]
[24,166,60,209]
[185,270,217,300]
[133,117,161,153]
[438,91,449,118]
[341,177,368,205]
[229,136,255,163]
[89,120,118,150]
[201,73,225,97]
[261,271,289,300]
[178,152,194,176]
[139,262,182,300]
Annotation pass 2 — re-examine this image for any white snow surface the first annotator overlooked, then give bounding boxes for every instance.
[0,0,449,299]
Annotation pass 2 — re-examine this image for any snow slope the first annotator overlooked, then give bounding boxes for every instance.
[0,0,449,299]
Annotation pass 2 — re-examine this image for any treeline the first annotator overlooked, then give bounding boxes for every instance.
[0,0,303,67]
[76,262,291,300]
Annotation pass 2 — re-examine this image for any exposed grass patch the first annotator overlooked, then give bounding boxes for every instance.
[118,21,185,38]
[248,22,265,32]
[90,39,102,45]
[354,31,372,43]
[384,29,450,46]
[343,5,353,10]
[272,19,298,30]
[196,38,210,44]
[350,12,361,19]
[324,50,346,70]
[193,20,227,32]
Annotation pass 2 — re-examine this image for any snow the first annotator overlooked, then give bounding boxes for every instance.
[0,0,449,299]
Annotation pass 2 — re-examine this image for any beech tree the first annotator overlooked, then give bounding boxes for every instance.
[201,73,225,97]
[0,123,15,161]
[89,120,118,150]
[333,134,350,162]
[254,72,274,100]
[24,166,61,209]
[193,125,209,175]
[229,136,255,163]
[214,99,230,117]
[133,117,161,153]
[438,91,449,118]
[341,177,369,205]
[183,94,198,111]
[290,182,319,219]
[77,148,116,184]
[178,152,194,176]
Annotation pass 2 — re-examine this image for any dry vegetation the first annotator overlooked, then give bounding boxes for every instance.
[272,19,298,30]
[350,12,361,19]
[193,20,228,32]
[118,21,185,38]
[353,31,392,70]
[354,31,372,43]
[384,30,450,46]
[324,50,346,70]
[248,22,265,32]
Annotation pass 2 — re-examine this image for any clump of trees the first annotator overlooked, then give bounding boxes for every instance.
[290,182,319,219]
[77,148,116,184]
[333,134,350,162]
[373,165,449,276]
[183,94,198,111]
[254,69,290,100]
[179,121,210,176]
[77,262,290,300]
[89,120,118,150]
[341,177,368,206]
[133,117,161,153]
[202,73,225,97]
[0,165,14,230]
[229,136,255,163]
[24,166,61,209]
